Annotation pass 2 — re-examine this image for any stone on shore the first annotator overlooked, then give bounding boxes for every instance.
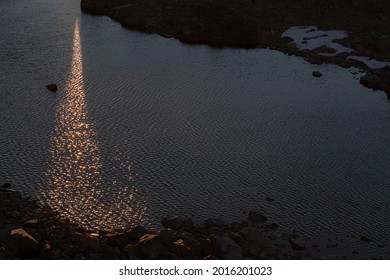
[8,228,40,257]
[126,225,148,240]
[161,215,184,230]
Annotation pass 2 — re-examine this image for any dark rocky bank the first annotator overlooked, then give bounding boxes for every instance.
[80,0,390,95]
[0,183,384,260]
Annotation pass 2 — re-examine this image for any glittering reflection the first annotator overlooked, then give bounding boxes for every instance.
[42,19,149,230]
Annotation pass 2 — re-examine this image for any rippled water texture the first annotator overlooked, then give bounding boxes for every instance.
[1,0,390,257]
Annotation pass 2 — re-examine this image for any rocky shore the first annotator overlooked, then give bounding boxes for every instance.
[80,0,390,95]
[0,183,384,260]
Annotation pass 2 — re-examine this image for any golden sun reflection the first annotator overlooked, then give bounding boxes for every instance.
[43,19,149,230]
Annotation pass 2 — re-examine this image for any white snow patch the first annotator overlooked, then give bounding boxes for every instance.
[282,26,354,56]
[282,26,390,69]
[347,56,390,69]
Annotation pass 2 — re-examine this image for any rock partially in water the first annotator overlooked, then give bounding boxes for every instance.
[8,228,40,257]
[215,235,243,260]
[290,237,306,250]
[126,225,148,240]
[161,215,184,230]
[46,84,57,92]
[360,71,390,94]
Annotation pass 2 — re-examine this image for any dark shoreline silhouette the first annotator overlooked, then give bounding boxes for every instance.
[0,183,384,260]
[80,0,390,95]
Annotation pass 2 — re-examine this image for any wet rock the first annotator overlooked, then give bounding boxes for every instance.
[312,71,323,77]
[230,222,242,232]
[46,84,57,92]
[198,236,213,257]
[228,232,242,243]
[80,236,101,252]
[24,219,39,229]
[104,233,129,248]
[265,197,274,202]
[182,218,194,232]
[248,211,267,222]
[215,235,243,260]
[173,238,191,258]
[126,225,148,240]
[290,237,306,250]
[137,234,169,259]
[360,73,390,93]
[8,228,40,257]
[42,240,52,253]
[204,218,225,228]
[161,215,184,230]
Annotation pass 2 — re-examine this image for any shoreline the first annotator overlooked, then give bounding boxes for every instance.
[0,183,384,260]
[80,0,390,96]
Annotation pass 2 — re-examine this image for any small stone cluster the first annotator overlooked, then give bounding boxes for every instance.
[0,183,313,260]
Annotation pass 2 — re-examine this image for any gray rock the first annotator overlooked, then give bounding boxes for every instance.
[248,211,267,222]
[161,215,184,230]
[8,228,40,257]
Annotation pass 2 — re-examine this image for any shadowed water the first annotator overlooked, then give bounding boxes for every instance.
[1,0,390,258]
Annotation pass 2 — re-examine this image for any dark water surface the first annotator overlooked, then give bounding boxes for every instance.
[1,0,390,257]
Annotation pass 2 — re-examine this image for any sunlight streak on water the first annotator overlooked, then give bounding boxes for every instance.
[41,19,149,229]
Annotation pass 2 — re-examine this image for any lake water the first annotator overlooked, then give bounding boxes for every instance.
[1,0,390,258]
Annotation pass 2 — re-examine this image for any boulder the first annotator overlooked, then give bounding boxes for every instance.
[161,215,184,230]
[8,228,40,257]
[137,234,169,259]
[126,225,148,240]
[215,235,243,260]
